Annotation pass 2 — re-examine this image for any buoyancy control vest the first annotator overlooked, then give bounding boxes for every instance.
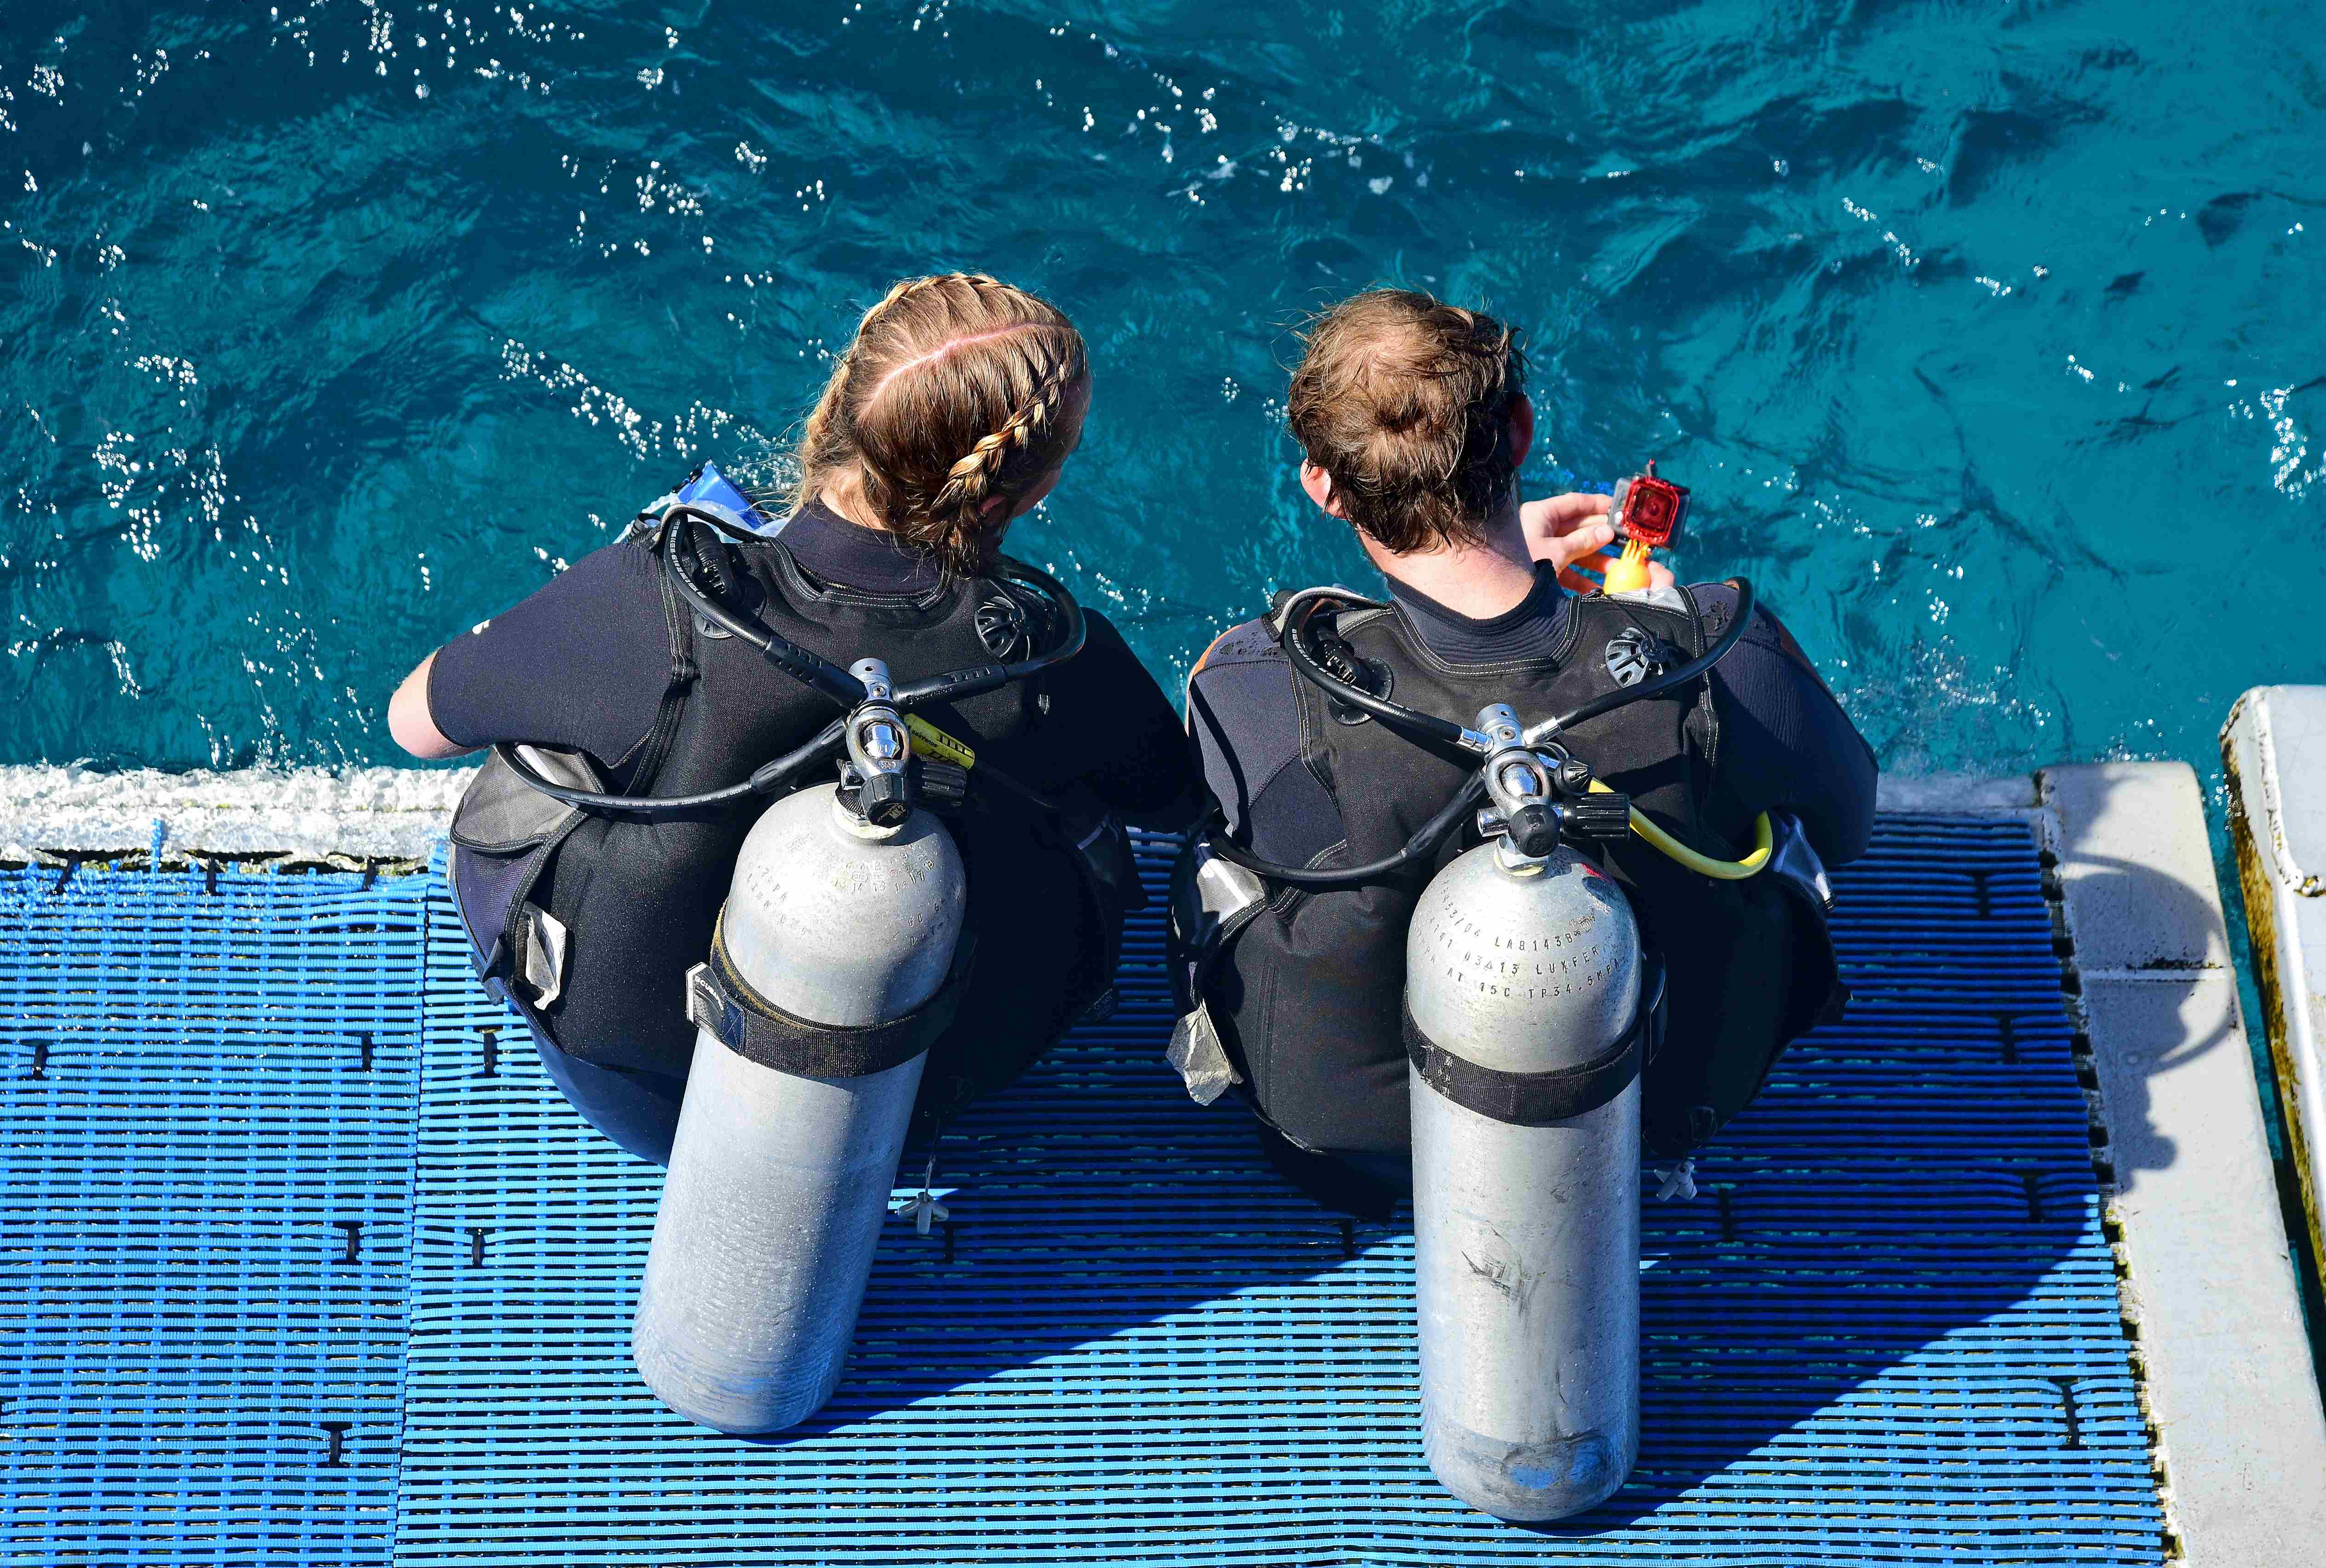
[448,499,1130,1116]
[1171,584,1844,1163]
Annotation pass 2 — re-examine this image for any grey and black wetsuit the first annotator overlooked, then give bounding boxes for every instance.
[1181,563,1878,1210]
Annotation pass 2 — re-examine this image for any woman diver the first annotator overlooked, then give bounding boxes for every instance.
[386,273,1202,1164]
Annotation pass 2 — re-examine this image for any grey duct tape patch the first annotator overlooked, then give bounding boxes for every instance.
[1166,1001,1240,1105]
[519,905,569,1008]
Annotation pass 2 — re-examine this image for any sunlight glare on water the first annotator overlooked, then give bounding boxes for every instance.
[0,1,2320,775]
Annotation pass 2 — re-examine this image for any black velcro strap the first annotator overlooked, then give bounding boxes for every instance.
[686,919,975,1079]
[1403,953,1665,1127]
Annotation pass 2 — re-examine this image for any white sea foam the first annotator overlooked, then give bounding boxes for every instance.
[0,764,475,860]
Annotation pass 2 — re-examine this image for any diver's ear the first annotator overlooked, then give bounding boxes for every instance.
[1300,460,1348,519]
[1508,394,1535,471]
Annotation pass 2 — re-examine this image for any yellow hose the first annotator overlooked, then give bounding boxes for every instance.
[1588,780,1772,879]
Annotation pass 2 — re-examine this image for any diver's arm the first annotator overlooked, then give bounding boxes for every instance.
[1693,587,1878,865]
[1519,491,1675,595]
[419,541,672,768]
[388,652,475,760]
[1044,610,1206,828]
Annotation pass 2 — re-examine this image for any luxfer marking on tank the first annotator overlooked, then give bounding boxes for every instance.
[1437,943,1618,1000]
[1430,911,1594,950]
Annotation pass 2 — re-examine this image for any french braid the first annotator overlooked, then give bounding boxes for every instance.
[789,272,1090,580]
[919,348,1083,566]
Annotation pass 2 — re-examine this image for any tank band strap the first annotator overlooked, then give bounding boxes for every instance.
[1402,953,1665,1127]
[685,921,976,1080]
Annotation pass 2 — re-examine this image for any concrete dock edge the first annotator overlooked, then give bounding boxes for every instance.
[2043,762,2326,1562]
[0,763,475,862]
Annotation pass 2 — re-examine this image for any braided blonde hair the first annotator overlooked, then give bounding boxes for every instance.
[792,273,1090,579]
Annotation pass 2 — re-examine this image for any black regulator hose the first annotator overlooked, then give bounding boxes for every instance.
[658,505,869,709]
[1273,586,1477,756]
[889,555,1087,709]
[658,505,1089,712]
[492,506,1087,818]
[1204,774,1490,889]
[1526,577,1757,743]
[492,717,848,816]
[1206,577,1761,886]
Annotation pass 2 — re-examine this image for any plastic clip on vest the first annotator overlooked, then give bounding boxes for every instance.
[631,658,968,1434]
[1406,707,1649,1519]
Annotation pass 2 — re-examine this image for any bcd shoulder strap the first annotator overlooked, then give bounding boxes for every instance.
[620,524,700,796]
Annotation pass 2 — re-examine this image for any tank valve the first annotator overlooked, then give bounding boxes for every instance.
[846,659,915,828]
[1475,704,1562,865]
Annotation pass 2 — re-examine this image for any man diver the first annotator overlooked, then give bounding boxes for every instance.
[1175,289,1878,1213]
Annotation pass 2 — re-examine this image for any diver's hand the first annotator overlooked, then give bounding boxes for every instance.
[1522,492,1676,594]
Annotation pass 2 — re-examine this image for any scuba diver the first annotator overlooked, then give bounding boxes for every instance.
[387,272,1202,1169]
[1171,288,1879,1220]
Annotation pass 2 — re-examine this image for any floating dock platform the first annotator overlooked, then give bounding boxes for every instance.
[2225,688,2326,1292]
[3,761,2321,1564]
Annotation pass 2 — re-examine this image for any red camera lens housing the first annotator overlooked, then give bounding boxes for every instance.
[1612,463,1689,549]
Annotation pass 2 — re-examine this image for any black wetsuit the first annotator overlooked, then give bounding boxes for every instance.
[429,500,1202,1160]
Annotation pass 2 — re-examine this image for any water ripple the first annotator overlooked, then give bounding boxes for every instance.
[0,0,2319,773]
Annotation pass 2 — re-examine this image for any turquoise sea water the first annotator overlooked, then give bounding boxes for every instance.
[1,2,2320,775]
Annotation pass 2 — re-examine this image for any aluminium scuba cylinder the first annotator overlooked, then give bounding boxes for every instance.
[632,664,967,1434]
[1406,709,1647,1520]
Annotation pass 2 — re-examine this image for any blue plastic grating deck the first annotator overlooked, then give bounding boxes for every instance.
[0,861,425,1566]
[0,817,2164,1564]
[391,818,2161,1566]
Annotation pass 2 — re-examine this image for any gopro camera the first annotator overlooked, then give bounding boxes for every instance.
[1609,460,1689,550]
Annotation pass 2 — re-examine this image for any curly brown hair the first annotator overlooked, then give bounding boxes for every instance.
[793,273,1089,579]
[1285,289,1529,554]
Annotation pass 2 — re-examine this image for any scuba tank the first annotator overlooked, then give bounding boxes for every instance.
[1197,528,1770,1520]
[631,661,968,1434]
[491,503,1089,1434]
[1404,707,1656,1519]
